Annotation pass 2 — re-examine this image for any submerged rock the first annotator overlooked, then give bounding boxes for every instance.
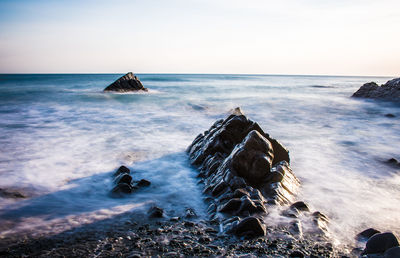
[104,72,148,92]
[148,206,164,218]
[187,109,300,236]
[0,188,26,199]
[111,183,133,195]
[136,179,151,187]
[352,77,400,101]
[110,165,150,197]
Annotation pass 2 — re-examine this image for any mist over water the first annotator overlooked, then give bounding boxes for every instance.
[0,74,399,245]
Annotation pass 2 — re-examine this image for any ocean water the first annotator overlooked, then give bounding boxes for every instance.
[0,74,399,245]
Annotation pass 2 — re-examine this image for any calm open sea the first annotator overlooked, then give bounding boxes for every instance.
[0,74,399,244]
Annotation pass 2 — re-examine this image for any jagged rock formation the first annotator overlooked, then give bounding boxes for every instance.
[187,109,300,237]
[352,77,400,101]
[104,72,148,92]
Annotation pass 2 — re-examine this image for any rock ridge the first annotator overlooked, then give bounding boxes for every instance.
[187,109,300,237]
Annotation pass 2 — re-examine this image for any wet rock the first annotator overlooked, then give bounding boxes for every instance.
[104,72,148,92]
[233,216,266,238]
[282,208,299,218]
[218,198,242,213]
[233,188,250,198]
[148,206,164,218]
[137,179,151,187]
[385,113,396,118]
[111,183,133,195]
[230,130,274,186]
[114,173,133,185]
[290,201,310,212]
[384,246,400,258]
[237,196,261,215]
[113,165,130,177]
[289,220,303,237]
[364,232,399,254]
[356,228,381,241]
[312,211,329,233]
[0,188,26,199]
[352,77,400,101]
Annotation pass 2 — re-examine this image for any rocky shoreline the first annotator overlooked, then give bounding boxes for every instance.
[0,211,347,258]
[1,108,399,257]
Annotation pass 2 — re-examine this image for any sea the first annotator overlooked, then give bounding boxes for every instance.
[0,74,399,246]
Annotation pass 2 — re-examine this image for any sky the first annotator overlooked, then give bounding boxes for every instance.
[0,0,399,76]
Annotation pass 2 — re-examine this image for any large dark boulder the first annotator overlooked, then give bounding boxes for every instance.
[364,232,399,254]
[104,72,148,92]
[187,109,300,236]
[352,77,400,101]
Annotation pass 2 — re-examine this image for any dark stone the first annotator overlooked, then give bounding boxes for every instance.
[0,188,26,199]
[229,176,247,190]
[356,228,381,241]
[289,250,304,257]
[364,232,399,254]
[137,179,151,187]
[113,165,130,177]
[232,188,249,198]
[352,78,400,101]
[113,173,133,185]
[104,72,148,92]
[148,206,164,218]
[233,216,266,238]
[290,201,310,212]
[230,130,274,186]
[384,246,400,258]
[386,158,399,166]
[385,113,396,118]
[211,180,228,196]
[111,183,133,195]
[238,196,259,215]
[218,198,242,213]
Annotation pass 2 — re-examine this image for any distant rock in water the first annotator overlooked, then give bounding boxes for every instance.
[352,77,400,101]
[104,72,148,92]
[187,108,301,237]
[0,188,26,199]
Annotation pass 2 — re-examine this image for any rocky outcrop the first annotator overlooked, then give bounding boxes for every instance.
[352,77,400,101]
[187,109,300,237]
[104,72,148,92]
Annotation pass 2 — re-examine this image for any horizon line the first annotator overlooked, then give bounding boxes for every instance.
[0,72,396,78]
